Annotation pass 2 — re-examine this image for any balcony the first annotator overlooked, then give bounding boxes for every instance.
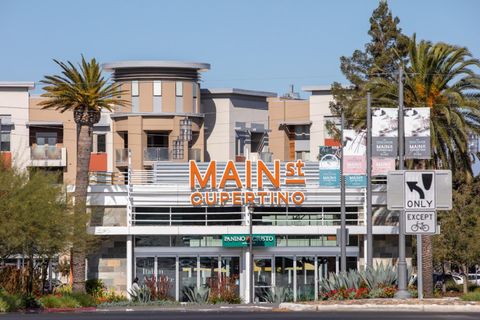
[144,147,170,162]
[30,146,66,167]
[115,148,129,165]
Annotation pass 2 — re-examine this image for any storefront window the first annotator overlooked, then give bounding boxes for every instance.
[275,257,293,297]
[296,257,315,301]
[254,258,272,302]
[157,257,176,300]
[179,257,197,302]
[136,257,154,284]
[200,257,218,288]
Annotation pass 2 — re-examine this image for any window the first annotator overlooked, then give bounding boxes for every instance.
[175,81,183,97]
[131,80,139,97]
[153,80,162,96]
[97,134,106,153]
[0,131,10,151]
[36,132,57,146]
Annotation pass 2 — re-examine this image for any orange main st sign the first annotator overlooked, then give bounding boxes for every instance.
[189,160,306,206]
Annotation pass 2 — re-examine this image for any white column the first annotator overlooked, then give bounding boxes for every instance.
[245,250,252,303]
[175,256,180,302]
[335,256,339,274]
[363,236,368,270]
[196,255,201,289]
[293,257,297,302]
[154,256,158,280]
[126,235,133,296]
[314,256,318,301]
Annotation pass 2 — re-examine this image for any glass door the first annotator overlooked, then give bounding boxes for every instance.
[254,257,272,302]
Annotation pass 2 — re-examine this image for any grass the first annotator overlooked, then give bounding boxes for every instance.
[460,291,480,301]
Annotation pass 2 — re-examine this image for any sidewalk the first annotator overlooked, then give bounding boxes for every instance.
[279,298,480,312]
[96,303,278,313]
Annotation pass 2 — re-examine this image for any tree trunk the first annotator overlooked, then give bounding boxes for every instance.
[422,234,433,296]
[72,122,94,293]
[462,264,469,294]
[27,254,34,294]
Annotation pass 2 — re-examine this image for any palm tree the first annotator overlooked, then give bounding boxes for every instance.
[369,36,480,296]
[40,56,128,293]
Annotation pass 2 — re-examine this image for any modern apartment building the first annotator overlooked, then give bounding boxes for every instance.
[0,60,408,302]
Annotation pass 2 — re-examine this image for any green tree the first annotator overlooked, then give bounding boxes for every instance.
[327,0,409,139]
[370,37,480,296]
[39,56,128,293]
[0,168,72,294]
[433,176,480,294]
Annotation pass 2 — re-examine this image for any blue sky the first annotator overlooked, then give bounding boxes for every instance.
[1,0,478,96]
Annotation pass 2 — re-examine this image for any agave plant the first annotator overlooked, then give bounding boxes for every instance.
[318,269,363,293]
[261,287,293,303]
[361,263,397,290]
[128,284,152,303]
[184,286,210,304]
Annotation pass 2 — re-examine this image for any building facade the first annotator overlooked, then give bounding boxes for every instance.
[0,60,408,301]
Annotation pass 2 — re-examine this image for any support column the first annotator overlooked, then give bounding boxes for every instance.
[314,256,318,301]
[335,256,339,274]
[126,235,133,295]
[293,257,297,302]
[175,256,180,302]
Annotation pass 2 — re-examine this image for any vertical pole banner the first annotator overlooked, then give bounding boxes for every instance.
[372,157,396,176]
[404,108,431,159]
[372,108,399,157]
[319,146,340,188]
[343,129,366,175]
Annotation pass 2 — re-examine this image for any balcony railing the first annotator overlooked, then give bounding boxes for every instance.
[89,171,128,185]
[144,147,170,162]
[188,148,202,161]
[115,148,129,164]
[30,146,66,166]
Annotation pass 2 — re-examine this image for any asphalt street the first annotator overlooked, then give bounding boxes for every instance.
[0,311,479,320]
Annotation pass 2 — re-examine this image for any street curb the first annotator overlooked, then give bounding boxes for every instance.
[279,303,480,312]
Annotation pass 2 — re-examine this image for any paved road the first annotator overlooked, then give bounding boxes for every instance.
[0,311,479,320]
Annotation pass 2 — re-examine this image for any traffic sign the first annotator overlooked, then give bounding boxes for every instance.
[405,211,437,235]
[387,170,452,211]
[404,171,435,211]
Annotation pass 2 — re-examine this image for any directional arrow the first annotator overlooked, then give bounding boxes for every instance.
[407,181,425,199]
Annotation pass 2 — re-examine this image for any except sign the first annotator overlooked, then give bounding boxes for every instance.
[222,234,276,248]
[404,171,435,211]
[405,211,437,235]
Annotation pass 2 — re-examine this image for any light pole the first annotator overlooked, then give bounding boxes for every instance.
[340,110,347,272]
[248,205,254,303]
[394,66,411,299]
[366,92,373,268]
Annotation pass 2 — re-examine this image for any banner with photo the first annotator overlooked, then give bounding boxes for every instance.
[404,108,431,159]
[372,108,398,157]
[318,145,366,188]
[372,157,396,176]
[343,129,366,175]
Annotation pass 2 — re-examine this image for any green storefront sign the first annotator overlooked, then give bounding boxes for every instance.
[222,234,276,247]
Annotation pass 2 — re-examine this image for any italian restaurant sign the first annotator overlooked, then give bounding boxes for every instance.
[189,160,306,206]
[222,234,276,247]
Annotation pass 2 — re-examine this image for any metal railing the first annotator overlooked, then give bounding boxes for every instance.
[30,146,63,160]
[144,147,170,161]
[116,148,129,163]
[89,171,128,185]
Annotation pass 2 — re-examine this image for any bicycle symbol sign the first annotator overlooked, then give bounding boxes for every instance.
[405,211,436,235]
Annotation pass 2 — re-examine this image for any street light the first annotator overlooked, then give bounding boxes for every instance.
[248,205,254,303]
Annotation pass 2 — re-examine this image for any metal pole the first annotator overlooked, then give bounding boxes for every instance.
[366,92,373,269]
[340,111,347,272]
[249,206,254,303]
[417,235,424,299]
[395,66,411,299]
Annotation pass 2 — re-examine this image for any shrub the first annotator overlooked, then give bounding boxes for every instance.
[461,292,480,301]
[0,299,8,312]
[128,285,152,303]
[208,276,241,304]
[368,288,386,299]
[21,294,42,309]
[261,287,293,303]
[39,295,80,309]
[0,291,22,312]
[85,279,106,298]
[98,289,128,304]
[144,275,173,301]
[53,284,72,295]
[67,293,96,307]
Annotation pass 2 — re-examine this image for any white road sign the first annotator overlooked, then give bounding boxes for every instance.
[405,211,437,235]
[404,171,435,211]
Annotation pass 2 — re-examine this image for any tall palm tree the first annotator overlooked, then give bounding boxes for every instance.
[40,56,128,293]
[369,36,480,296]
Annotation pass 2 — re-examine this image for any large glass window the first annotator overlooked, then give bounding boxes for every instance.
[96,134,106,153]
[131,80,139,96]
[296,257,315,301]
[157,257,176,300]
[175,82,183,96]
[136,257,154,284]
[179,257,197,302]
[254,258,272,302]
[275,257,294,297]
[200,256,218,288]
[0,131,10,151]
[153,80,162,96]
